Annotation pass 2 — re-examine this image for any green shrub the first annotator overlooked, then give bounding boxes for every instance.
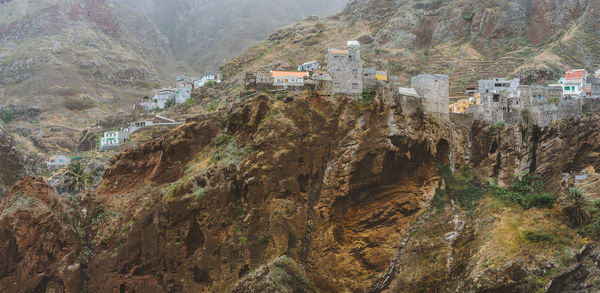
[258,235,269,243]
[490,174,555,209]
[180,99,195,112]
[521,109,530,123]
[522,230,555,243]
[276,92,287,101]
[205,100,220,112]
[63,98,95,111]
[463,11,476,21]
[164,99,175,109]
[0,109,23,124]
[260,110,273,125]
[204,81,218,87]
[192,182,207,199]
[213,133,229,146]
[490,122,505,130]
[239,236,248,245]
[211,136,252,166]
[357,91,376,109]
[431,165,483,211]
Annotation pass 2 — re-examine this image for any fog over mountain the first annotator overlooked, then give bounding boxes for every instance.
[119,0,348,73]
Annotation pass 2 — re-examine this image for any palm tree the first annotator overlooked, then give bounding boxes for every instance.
[65,161,93,193]
[563,188,590,227]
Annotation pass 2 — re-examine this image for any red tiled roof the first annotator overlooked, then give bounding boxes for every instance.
[271,71,309,78]
[330,49,348,54]
[564,69,587,80]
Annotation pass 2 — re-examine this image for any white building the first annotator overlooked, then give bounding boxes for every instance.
[47,155,71,172]
[298,60,321,72]
[478,78,520,96]
[175,87,192,104]
[100,130,130,151]
[347,40,360,48]
[153,89,176,109]
[562,69,588,97]
[271,71,309,87]
[194,74,222,88]
[128,121,154,133]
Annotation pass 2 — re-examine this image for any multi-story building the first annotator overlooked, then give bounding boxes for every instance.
[194,74,222,88]
[562,69,588,97]
[411,74,450,121]
[100,130,130,151]
[327,43,363,95]
[153,89,176,109]
[175,87,192,104]
[478,78,520,96]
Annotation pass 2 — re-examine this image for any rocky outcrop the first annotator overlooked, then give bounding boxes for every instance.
[0,127,36,192]
[0,177,81,293]
[81,92,469,292]
[471,115,600,191]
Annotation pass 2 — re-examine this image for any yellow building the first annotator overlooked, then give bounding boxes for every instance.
[375,73,388,81]
[449,98,476,113]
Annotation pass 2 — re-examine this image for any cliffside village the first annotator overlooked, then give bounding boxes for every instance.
[245,40,600,128]
[46,41,600,171]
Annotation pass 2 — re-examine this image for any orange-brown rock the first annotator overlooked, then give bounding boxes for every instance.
[0,177,81,293]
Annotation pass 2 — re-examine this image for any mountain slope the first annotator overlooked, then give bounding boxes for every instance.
[225,0,600,94]
[0,0,193,153]
[119,0,348,73]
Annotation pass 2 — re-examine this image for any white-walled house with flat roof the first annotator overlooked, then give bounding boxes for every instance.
[153,89,176,109]
[47,155,71,172]
[175,87,192,104]
[562,69,588,97]
[271,71,309,87]
[100,130,130,151]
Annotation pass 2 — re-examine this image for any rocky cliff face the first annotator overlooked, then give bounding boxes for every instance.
[2,90,599,292]
[0,127,37,195]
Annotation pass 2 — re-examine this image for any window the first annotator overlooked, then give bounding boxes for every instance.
[352,83,358,89]
[493,94,500,102]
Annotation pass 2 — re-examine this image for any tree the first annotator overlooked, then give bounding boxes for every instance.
[521,109,530,125]
[563,188,590,227]
[65,161,93,193]
[164,98,175,109]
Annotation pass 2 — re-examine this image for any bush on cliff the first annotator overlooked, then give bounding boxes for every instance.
[431,165,483,211]
[489,174,555,209]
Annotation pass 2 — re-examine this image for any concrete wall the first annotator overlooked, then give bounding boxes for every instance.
[592,83,600,98]
[363,67,377,90]
[273,76,304,86]
[327,48,363,94]
[478,78,520,96]
[450,112,475,129]
[175,87,192,104]
[518,85,581,127]
[411,74,449,121]
[584,99,600,113]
